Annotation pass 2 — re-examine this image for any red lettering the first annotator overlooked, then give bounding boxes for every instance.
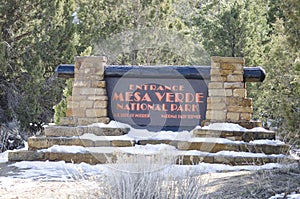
[150,85,157,90]
[166,93,175,102]
[185,93,194,103]
[195,93,204,103]
[133,92,141,101]
[125,92,133,101]
[174,93,184,102]
[141,93,151,102]
[129,84,135,90]
[155,92,165,101]
[179,85,184,91]
[171,104,177,111]
[185,104,191,112]
[192,104,199,112]
[113,92,124,101]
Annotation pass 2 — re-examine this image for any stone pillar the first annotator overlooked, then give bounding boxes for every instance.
[60,56,110,126]
[205,56,253,124]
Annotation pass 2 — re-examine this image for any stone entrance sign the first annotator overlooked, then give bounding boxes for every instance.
[56,56,265,130]
[10,56,291,167]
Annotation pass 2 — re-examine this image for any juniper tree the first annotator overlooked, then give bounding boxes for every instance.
[193,0,269,66]
[75,0,206,66]
[256,0,300,145]
[0,0,77,130]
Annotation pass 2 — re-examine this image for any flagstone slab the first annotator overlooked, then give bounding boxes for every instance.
[193,129,275,142]
[44,126,130,137]
[8,150,290,166]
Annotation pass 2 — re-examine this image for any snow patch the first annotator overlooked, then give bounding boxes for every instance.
[0,150,9,163]
[248,127,273,132]
[214,151,285,158]
[11,161,105,180]
[8,160,288,181]
[79,133,134,141]
[269,192,300,199]
[189,137,244,144]
[38,145,89,153]
[176,150,210,156]
[200,122,273,133]
[89,120,131,129]
[116,144,177,155]
[0,142,28,163]
[249,139,286,146]
[196,162,284,173]
[202,123,247,131]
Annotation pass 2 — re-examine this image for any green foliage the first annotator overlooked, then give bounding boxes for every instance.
[76,0,210,66]
[255,2,300,145]
[281,0,300,51]
[0,0,77,130]
[194,0,269,65]
[191,0,299,144]
[53,79,73,124]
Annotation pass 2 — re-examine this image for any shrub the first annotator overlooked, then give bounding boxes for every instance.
[100,151,208,199]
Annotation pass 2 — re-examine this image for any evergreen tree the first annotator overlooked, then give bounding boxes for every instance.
[256,0,300,145]
[193,0,269,65]
[0,0,77,130]
[76,0,209,65]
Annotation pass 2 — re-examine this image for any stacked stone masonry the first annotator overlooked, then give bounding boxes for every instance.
[206,57,253,123]
[61,56,110,126]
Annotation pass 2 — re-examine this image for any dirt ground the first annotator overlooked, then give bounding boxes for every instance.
[203,167,300,198]
[0,162,299,199]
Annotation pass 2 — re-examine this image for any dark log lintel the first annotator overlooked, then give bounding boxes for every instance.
[55,64,265,82]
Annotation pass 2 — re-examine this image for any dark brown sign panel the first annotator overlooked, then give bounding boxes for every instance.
[106,76,208,131]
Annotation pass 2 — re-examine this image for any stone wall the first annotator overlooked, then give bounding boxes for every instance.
[60,56,110,126]
[205,56,253,124]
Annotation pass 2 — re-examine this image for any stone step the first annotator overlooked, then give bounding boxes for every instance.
[175,141,289,155]
[8,148,291,166]
[28,136,289,155]
[193,129,275,142]
[8,150,112,165]
[136,140,289,155]
[44,126,129,137]
[28,136,135,150]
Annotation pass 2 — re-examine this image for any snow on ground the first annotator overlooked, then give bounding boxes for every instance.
[0,142,28,163]
[11,161,105,180]
[269,193,300,199]
[0,150,9,163]
[0,157,287,181]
